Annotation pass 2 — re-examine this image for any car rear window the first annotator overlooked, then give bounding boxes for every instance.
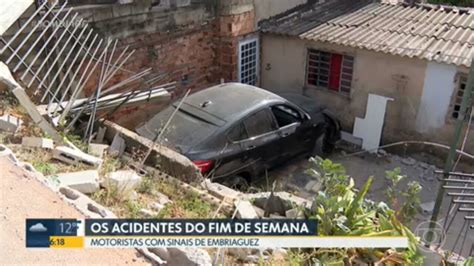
[137,105,219,152]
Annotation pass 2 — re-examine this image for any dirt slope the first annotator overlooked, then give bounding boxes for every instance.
[0,156,149,265]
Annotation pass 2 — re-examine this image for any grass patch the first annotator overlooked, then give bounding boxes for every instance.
[157,190,213,219]
[93,173,218,219]
[100,155,122,176]
[33,161,58,175]
[11,146,91,175]
[137,175,154,194]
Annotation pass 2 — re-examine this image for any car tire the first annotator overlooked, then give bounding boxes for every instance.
[313,131,334,157]
[224,175,250,191]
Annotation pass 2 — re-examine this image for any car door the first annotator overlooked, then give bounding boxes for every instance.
[270,104,312,158]
[211,122,248,179]
[240,108,281,174]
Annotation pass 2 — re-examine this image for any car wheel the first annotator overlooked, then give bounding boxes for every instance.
[224,175,250,191]
[313,131,334,157]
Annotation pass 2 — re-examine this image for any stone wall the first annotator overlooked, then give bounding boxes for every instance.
[102,119,201,182]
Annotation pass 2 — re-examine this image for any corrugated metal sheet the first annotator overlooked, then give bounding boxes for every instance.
[259,0,374,36]
[262,2,474,67]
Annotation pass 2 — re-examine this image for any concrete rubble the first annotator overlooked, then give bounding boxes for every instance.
[104,170,142,192]
[53,170,100,194]
[153,191,172,205]
[88,143,109,158]
[139,208,158,217]
[53,146,103,167]
[149,202,165,212]
[109,133,126,157]
[235,200,258,219]
[285,208,305,219]
[21,137,54,149]
[202,179,241,203]
[167,248,212,266]
[0,114,22,132]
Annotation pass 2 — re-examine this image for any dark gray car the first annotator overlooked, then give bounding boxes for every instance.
[136,83,340,189]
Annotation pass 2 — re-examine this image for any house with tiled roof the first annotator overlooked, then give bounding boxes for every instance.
[258,0,474,153]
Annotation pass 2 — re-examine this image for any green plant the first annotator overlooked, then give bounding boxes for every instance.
[385,168,422,223]
[125,200,144,218]
[62,132,88,152]
[286,250,308,266]
[33,161,58,175]
[100,155,121,176]
[463,257,474,266]
[137,176,154,194]
[307,158,423,265]
[157,190,213,218]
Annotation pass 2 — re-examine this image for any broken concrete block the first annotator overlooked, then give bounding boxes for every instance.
[22,137,54,149]
[168,248,212,266]
[109,133,125,157]
[202,179,241,203]
[149,247,170,262]
[53,146,103,167]
[235,200,258,219]
[150,202,164,212]
[88,143,109,158]
[153,191,172,205]
[95,127,107,143]
[139,208,157,217]
[54,170,100,194]
[87,203,108,217]
[285,208,304,219]
[104,170,142,192]
[0,114,22,132]
[0,144,18,165]
[269,213,286,219]
[59,187,80,200]
[253,206,265,218]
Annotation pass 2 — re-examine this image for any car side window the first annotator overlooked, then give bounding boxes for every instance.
[271,105,302,128]
[227,123,248,142]
[243,109,274,138]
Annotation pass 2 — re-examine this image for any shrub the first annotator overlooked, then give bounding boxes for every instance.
[307,157,423,265]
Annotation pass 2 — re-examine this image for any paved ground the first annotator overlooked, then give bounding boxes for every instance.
[0,156,149,265]
[257,145,474,258]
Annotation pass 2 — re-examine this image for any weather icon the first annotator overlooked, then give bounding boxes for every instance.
[29,223,47,233]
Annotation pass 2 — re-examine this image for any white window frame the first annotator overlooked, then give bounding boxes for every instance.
[238,37,259,86]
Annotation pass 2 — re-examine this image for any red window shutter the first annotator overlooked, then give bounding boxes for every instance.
[328,54,342,91]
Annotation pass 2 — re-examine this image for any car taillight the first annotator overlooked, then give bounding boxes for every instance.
[193,160,214,174]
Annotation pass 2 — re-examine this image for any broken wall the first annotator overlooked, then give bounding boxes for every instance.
[260,34,474,155]
[70,0,264,128]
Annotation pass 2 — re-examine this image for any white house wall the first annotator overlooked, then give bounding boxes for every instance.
[415,62,457,133]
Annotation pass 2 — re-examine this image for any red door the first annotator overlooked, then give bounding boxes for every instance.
[328,54,342,92]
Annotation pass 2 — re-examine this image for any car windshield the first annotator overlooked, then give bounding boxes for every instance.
[136,105,219,153]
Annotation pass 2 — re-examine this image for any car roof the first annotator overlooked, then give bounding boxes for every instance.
[182,83,285,123]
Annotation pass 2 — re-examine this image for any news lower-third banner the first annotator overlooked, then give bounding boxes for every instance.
[26,219,408,249]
